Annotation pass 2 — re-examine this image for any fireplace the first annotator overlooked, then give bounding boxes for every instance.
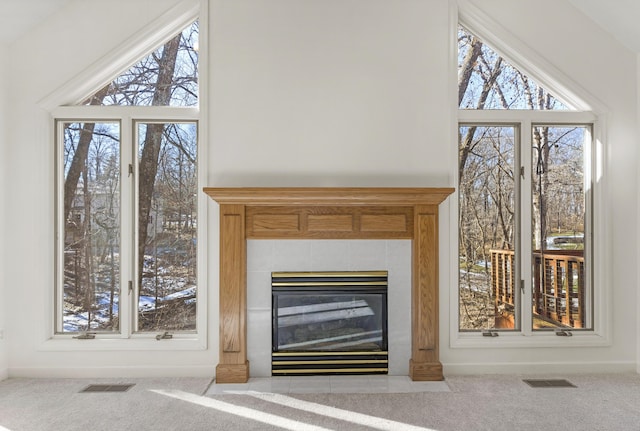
[271,271,388,375]
[204,187,454,383]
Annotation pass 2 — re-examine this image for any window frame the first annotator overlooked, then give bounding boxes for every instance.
[51,107,205,348]
[451,4,611,348]
[453,110,609,348]
[457,121,523,333]
[43,1,207,351]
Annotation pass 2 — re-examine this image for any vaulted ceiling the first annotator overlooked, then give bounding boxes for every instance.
[567,0,640,54]
[0,0,638,54]
[0,0,71,45]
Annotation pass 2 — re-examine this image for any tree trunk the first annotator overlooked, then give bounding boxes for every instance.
[137,33,182,290]
[82,163,93,330]
[458,56,503,183]
[458,36,483,107]
[63,86,110,222]
[533,127,550,251]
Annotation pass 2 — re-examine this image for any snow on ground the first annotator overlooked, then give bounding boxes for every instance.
[63,285,195,332]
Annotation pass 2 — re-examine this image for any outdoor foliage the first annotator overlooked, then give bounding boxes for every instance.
[457,26,587,330]
[61,21,199,333]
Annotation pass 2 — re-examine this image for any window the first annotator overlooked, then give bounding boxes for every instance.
[55,20,200,337]
[457,24,596,335]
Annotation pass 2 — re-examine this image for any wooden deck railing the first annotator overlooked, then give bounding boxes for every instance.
[490,249,585,329]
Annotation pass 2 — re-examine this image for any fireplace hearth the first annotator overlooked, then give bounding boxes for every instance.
[272,271,388,375]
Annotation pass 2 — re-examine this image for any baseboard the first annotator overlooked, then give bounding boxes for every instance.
[0,368,8,381]
[8,365,215,379]
[9,362,638,379]
[443,361,637,376]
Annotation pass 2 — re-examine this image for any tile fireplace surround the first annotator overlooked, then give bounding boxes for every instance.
[204,187,454,384]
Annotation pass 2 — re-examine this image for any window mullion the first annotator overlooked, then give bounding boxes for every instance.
[119,117,134,338]
[584,126,595,330]
[132,119,142,335]
[54,121,66,334]
[520,120,533,336]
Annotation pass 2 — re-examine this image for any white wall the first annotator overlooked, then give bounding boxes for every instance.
[0,42,9,380]
[209,0,452,187]
[2,0,638,377]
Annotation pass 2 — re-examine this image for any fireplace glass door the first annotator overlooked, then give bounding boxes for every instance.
[271,271,389,375]
[273,291,386,352]
[272,271,388,353]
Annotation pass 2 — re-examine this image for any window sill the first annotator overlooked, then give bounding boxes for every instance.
[450,330,610,349]
[39,335,206,352]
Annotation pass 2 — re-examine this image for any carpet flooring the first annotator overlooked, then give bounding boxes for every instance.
[1,373,639,430]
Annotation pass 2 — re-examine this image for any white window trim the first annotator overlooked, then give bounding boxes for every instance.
[450,2,612,349]
[40,0,208,352]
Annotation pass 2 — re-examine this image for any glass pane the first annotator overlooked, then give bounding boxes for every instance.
[274,293,386,352]
[137,122,197,331]
[531,125,590,330]
[82,21,198,107]
[458,25,569,110]
[61,122,120,333]
[459,125,517,330]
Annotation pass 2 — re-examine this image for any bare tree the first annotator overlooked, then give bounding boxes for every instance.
[456,25,575,330]
[62,86,110,223]
[137,32,181,292]
[61,22,199,332]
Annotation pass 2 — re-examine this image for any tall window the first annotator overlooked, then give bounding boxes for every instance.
[457,25,594,333]
[55,21,200,335]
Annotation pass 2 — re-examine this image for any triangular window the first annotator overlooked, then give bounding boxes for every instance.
[458,25,569,110]
[80,20,198,107]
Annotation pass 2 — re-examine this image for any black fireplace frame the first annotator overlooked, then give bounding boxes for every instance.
[271,271,389,376]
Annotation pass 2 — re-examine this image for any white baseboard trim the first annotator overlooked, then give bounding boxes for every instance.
[443,361,638,376]
[8,365,215,379]
[8,362,638,379]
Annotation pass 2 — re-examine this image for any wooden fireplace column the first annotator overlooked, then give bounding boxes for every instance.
[204,187,454,383]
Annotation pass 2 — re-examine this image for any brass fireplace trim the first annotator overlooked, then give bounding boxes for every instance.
[271,368,389,375]
[272,281,388,287]
[272,270,389,278]
[273,351,389,357]
[204,187,454,383]
[272,351,390,376]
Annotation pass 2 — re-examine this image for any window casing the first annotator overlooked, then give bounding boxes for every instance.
[51,16,205,344]
[54,108,201,339]
[457,115,596,333]
[454,18,608,345]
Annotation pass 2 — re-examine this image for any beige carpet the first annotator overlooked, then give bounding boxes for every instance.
[1,373,639,430]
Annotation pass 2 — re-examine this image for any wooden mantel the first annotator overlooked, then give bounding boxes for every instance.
[204,187,454,383]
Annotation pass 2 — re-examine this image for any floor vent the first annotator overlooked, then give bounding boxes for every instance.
[523,379,576,388]
[80,384,135,393]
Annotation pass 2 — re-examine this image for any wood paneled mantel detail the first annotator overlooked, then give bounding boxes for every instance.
[203,187,454,383]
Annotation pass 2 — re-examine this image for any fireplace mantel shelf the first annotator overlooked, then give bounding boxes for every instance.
[204,187,454,206]
[205,186,454,383]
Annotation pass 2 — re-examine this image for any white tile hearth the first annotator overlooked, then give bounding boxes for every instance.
[206,375,451,395]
